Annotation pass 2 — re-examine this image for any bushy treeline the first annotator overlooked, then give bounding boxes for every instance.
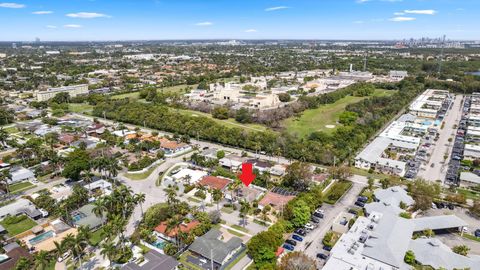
[93,78,424,164]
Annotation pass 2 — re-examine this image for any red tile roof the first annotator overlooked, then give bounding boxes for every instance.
[154,220,200,238]
[198,176,231,190]
[259,191,295,209]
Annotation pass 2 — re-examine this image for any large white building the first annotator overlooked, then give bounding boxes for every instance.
[409,89,449,119]
[36,84,89,101]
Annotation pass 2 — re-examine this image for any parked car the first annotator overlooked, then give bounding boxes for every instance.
[294,228,306,236]
[474,229,480,238]
[292,235,304,242]
[283,244,295,251]
[285,239,297,246]
[311,216,321,223]
[304,223,315,230]
[313,212,324,218]
[323,245,332,251]
[317,253,328,260]
[355,201,365,207]
[447,204,455,210]
[348,209,358,215]
[357,196,368,203]
[315,209,325,215]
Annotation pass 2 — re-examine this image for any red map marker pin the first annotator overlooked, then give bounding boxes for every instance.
[239,163,256,187]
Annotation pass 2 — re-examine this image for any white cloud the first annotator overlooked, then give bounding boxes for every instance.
[0,2,25,8]
[393,12,404,16]
[64,24,82,28]
[46,25,57,29]
[195,21,213,26]
[356,0,370,3]
[265,6,289,11]
[66,12,110,18]
[389,16,416,22]
[32,10,53,15]
[244,29,257,32]
[404,9,436,15]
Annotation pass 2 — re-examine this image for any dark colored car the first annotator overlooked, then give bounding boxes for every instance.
[292,235,304,242]
[357,196,368,203]
[474,229,480,238]
[447,204,455,210]
[311,216,321,223]
[348,209,358,216]
[294,229,306,236]
[323,245,332,251]
[317,253,328,260]
[355,201,365,207]
[313,212,324,218]
[285,239,297,246]
[283,244,294,251]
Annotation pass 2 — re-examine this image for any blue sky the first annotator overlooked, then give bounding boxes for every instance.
[0,0,478,41]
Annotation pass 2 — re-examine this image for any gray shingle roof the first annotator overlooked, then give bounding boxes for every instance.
[189,229,243,265]
[122,250,178,270]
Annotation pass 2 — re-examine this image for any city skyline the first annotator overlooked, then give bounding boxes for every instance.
[0,0,478,41]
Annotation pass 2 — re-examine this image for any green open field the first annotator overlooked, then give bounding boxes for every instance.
[176,109,269,132]
[282,89,397,137]
[111,84,196,100]
[69,103,94,114]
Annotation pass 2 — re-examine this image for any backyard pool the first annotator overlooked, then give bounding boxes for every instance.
[152,238,167,250]
[71,211,87,222]
[29,230,54,245]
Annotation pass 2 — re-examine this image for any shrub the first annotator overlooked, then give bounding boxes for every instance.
[194,190,206,199]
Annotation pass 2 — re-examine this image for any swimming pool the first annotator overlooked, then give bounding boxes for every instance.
[29,230,54,245]
[153,239,166,249]
[71,212,87,222]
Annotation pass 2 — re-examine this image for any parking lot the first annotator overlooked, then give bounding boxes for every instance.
[281,181,366,268]
[417,94,463,182]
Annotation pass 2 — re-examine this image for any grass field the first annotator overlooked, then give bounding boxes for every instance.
[0,215,37,236]
[282,89,397,137]
[176,109,268,132]
[323,180,353,204]
[10,181,36,193]
[69,103,94,114]
[124,162,162,181]
[111,84,196,100]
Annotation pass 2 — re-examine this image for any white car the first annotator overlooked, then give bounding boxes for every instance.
[315,209,325,215]
[57,251,71,262]
[304,223,315,230]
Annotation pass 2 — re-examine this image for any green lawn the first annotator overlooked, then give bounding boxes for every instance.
[9,181,35,193]
[69,103,94,114]
[456,188,480,200]
[176,109,268,132]
[111,84,196,100]
[323,180,353,204]
[2,126,18,134]
[89,227,105,246]
[283,89,396,137]
[224,250,247,270]
[0,214,37,236]
[124,162,162,180]
[227,229,246,237]
[221,207,235,214]
[231,224,249,233]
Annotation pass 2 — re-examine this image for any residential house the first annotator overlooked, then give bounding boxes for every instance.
[154,220,200,242]
[198,176,231,191]
[8,166,35,184]
[122,250,179,270]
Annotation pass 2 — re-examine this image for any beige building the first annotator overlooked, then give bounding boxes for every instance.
[36,84,89,101]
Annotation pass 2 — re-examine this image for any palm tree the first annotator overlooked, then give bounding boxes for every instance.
[135,193,146,217]
[166,187,178,205]
[105,156,121,180]
[44,132,59,150]
[166,215,183,249]
[92,198,107,224]
[239,200,251,228]
[33,250,50,270]
[100,241,116,266]
[53,241,66,259]
[211,189,223,211]
[0,170,11,194]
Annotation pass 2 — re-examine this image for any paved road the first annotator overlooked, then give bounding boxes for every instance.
[418,95,463,182]
[299,180,367,262]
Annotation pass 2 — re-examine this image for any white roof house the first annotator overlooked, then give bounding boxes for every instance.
[170,168,208,184]
[9,167,35,184]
